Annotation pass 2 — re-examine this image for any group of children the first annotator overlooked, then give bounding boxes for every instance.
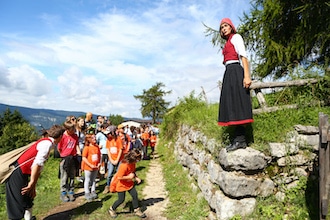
[57,114,158,218]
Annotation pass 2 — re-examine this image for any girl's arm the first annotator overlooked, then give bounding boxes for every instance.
[118,172,135,180]
[76,144,81,156]
[241,56,251,88]
[21,164,41,198]
[114,148,123,165]
[82,156,96,169]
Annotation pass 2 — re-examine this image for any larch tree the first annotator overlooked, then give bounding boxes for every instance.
[134,82,172,124]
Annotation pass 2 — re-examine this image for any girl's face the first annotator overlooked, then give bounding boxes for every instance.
[90,135,97,144]
[220,23,232,37]
[107,133,113,140]
[77,118,85,127]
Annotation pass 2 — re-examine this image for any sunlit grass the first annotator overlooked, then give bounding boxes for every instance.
[157,138,210,219]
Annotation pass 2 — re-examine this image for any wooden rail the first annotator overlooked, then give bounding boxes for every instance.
[319,112,330,220]
[215,78,319,114]
[250,78,319,114]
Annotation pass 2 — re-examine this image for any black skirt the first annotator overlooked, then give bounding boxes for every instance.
[5,164,33,220]
[218,63,253,126]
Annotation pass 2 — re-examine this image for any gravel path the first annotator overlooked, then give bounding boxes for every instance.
[141,154,169,220]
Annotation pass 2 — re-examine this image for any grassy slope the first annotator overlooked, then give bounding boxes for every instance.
[1,104,329,219]
[159,98,330,219]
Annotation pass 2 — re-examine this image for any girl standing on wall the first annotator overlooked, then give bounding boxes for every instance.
[218,18,253,152]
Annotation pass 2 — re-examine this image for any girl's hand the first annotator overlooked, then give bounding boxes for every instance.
[21,184,37,198]
[135,177,142,184]
[243,77,252,89]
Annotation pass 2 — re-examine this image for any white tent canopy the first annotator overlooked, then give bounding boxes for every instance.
[119,121,141,128]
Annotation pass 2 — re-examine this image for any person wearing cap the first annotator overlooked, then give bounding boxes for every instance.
[218,18,254,152]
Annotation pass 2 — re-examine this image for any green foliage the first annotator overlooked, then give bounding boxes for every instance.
[240,0,330,78]
[251,69,330,111]
[134,82,172,124]
[0,184,6,218]
[0,122,39,154]
[108,114,124,126]
[249,176,317,219]
[252,106,329,145]
[0,109,38,154]
[0,108,29,135]
[162,91,218,141]
[157,138,209,219]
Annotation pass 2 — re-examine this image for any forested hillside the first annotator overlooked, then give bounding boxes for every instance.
[0,103,85,129]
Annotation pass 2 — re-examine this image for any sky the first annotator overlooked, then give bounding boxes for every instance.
[0,0,251,118]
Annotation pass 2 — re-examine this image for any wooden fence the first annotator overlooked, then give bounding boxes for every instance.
[319,112,330,220]
[251,79,329,218]
[249,78,319,114]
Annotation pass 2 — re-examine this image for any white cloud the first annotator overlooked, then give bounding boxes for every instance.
[0,59,11,87]
[6,65,51,96]
[0,0,251,117]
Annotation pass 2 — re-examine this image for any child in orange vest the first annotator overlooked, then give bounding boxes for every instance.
[108,148,146,218]
[103,130,124,194]
[81,134,101,201]
[149,130,157,159]
[140,127,150,159]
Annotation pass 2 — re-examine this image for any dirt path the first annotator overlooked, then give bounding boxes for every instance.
[40,151,169,219]
[141,154,169,220]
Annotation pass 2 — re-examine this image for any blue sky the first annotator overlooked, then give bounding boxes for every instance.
[0,0,251,118]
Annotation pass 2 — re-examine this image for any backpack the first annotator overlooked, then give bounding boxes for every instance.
[0,141,36,184]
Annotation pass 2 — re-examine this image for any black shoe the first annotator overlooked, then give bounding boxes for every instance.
[226,141,247,152]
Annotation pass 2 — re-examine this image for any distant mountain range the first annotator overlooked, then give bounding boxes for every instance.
[0,103,87,130]
[0,103,153,132]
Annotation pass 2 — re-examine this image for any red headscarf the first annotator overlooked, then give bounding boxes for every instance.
[220,18,236,33]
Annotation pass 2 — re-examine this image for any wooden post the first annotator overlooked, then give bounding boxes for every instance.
[319,112,330,220]
[254,88,267,108]
[201,86,208,103]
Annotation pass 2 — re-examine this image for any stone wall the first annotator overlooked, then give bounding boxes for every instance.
[173,124,318,220]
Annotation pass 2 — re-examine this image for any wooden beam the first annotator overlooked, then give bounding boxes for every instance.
[250,78,318,90]
[253,104,297,114]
